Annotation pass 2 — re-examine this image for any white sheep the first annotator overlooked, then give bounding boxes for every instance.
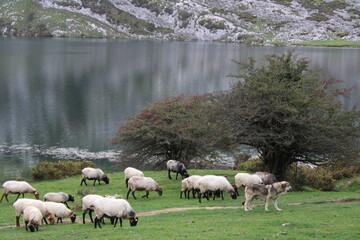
[80,167,110,186]
[124,167,144,188]
[198,175,237,203]
[23,206,42,232]
[166,160,189,180]
[1,180,40,203]
[82,194,119,224]
[180,175,202,199]
[43,192,75,208]
[126,176,162,200]
[235,173,264,189]
[13,198,55,227]
[90,198,138,229]
[42,202,76,224]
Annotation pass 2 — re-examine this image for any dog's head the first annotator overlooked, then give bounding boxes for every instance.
[277,181,292,193]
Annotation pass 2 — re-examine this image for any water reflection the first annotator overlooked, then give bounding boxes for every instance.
[0,38,359,182]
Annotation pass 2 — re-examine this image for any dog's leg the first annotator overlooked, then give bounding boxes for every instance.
[265,198,270,211]
[273,199,282,211]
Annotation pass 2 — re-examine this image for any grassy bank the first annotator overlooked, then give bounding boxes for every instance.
[294,40,360,48]
[1,169,359,239]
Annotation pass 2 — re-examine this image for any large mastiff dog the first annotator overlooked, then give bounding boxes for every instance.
[243,181,292,211]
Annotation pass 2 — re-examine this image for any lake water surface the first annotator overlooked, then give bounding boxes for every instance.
[0,38,359,182]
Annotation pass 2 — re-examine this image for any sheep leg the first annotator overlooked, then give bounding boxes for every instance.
[125,179,129,188]
[126,189,132,199]
[198,192,202,203]
[131,191,137,200]
[0,193,8,203]
[168,170,172,179]
[221,191,224,200]
[16,216,20,227]
[94,217,102,228]
[80,178,87,186]
[22,193,25,198]
[93,179,97,186]
[82,211,87,224]
[142,191,149,198]
[25,221,28,231]
[89,210,94,223]
[176,172,179,180]
[65,202,70,208]
[180,191,183,199]
[119,218,122,227]
[14,193,21,201]
[114,217,118,227]
[43,217,48,225]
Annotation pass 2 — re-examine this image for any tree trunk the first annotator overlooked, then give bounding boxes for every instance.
[262,150,290,180]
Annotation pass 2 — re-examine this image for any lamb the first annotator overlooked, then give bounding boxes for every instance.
[82,194,119,224]
[255,172,277,185]
[90,198,138,229]
[43,192,75,208]
[1,180,40,203]
[13,198,55,227]
[166,160,189,180]
[42,202,76,224]
[198,175,237,203]
[80,167,110,186]
[23,206,42,232]
[124,167,144,188]
[180,175,202,199]
[235,173,264,189]
[126,176,163,200]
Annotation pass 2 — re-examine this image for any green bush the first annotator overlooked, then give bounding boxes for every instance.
[31,160,95,180]
[236,157,265,173]
[286,164,335,191]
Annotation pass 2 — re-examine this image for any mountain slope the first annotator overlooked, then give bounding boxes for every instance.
[0,0,359,45]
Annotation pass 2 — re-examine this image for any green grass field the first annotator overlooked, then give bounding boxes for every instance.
[294,40,360,48]
[0,169,359,239]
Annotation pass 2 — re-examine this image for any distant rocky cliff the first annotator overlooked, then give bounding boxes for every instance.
[1,0,359,45]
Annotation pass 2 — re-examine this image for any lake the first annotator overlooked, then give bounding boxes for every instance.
[0,38,359,182]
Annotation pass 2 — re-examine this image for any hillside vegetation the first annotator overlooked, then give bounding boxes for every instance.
[0,0,359,45]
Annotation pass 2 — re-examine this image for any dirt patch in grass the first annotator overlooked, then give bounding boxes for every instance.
[1,198,360,229]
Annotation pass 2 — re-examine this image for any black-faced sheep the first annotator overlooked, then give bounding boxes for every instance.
[80,167,110,186]
[13,198,55,227]
[124,167,144,188]
[1,181,40,203]
[255,172,277,185]
[126,176,162,200]
[23,206,42,232]
[82,194,119,224]
[90,198,138,229]
[198,175,237,203]
[43,202,76,224]
[43,192,75,208]
[166,160,189,180]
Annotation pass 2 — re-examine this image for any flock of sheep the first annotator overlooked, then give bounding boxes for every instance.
[0,160,280,233]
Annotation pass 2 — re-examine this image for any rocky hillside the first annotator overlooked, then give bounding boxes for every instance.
[0,0,359,45]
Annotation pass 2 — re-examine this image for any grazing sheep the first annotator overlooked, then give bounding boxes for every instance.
[82,194,119,224]
[43,202,76,224]
[13,198,55,227]
[43,192,75,208]
[126,176,162,200]
[80,168,110,186]
[255,172,277,185]
[180,175,202,199]
[234,173,264,189]
[124,167,144,188]
[198,175,237,203]
[166,160,189,180]
[1,181,40,203]
[23,206,42,232]
[91,198,138,229]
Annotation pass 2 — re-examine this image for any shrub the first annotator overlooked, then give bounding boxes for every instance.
[236,157,265,173]
[286,164,335,191]
[31,160,95,180]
